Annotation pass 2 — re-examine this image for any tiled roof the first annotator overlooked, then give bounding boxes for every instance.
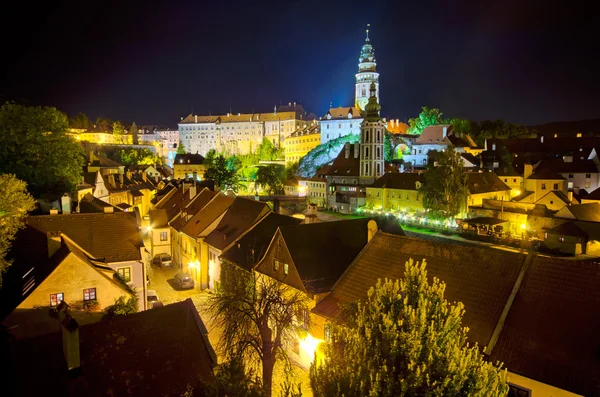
[204,198,271,251]
[489,257,600,397]
[180,195,235,238]
[185,187,218,215]
[277,219,373,294]
[536,158,599,174]
[527,168,566,180]
[26,213,142,262]
[220,213,302,270]
[369,172,424,190]
[511,190,535,202]
[6,299,216,397]
[546,221,589,238]
[323,107,362,119]
[414,125,452,145]
[289,123,320,137]
[583,186,600,201]
[313,232,527,347]
[174,153,205,165]
[149,209,169,228]
[556,202,600,222]
[466,172,511,195]
[77,193,122,214]
[156,186,198,221]
[326,143,361,176]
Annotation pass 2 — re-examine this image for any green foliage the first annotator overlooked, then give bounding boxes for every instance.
[177,142,187,154]
[257,138,283,161]
[116,148,162,165]
[384,130,397,161]
[256,165,285,195]
[297,134,360,177]
[130,122,139,145]
[112,121,126,144]
[83,299,100,312]
[69,112,91,130]
[0,174,36,287]
[106,295,138,316]
[198,358,264,397]
[419,146,468,219]
[310,258,509,397]
[204,154,239,190]
[284,162,299,180]
[407,106,444,135]
[471,120,536,147]
[204,149,217,167]
[0,102,85,198]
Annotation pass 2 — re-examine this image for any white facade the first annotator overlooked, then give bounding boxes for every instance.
[319,107,363,145]
[360,119,385,185]
[355,26,379,111]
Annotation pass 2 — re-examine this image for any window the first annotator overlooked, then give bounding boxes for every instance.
[507,384,531,397]
[553,183,559,190]
[274,259,281,271]
[513,178,517,183]
[586,182,591,188]
[504,179,508,182]
[568,173,574,178]
[541,183,547,190]
[160,231,168,241]
[558,237,565,243]
[283,263,289,275]
[50,293,64,307]
[586,173,591,178]
[117,267,131,282]
[83,288,96,301]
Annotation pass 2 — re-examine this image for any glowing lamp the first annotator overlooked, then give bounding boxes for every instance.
[146,226,152,232]
[521,223,526,230]
[299,334,322,359]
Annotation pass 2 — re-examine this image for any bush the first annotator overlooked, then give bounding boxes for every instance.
[106,295,138,316]
[83,299,100,312]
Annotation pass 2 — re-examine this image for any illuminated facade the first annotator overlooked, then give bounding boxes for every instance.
[355,25,379,111]
[284,121,321,163]
[359,82,385,185]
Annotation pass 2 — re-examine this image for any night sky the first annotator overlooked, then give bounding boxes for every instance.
[3,0,598,127]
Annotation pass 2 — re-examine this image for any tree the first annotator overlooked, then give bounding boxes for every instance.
[207,271,310,397]
[284,162,299,181]
[419,146,468,219]
[204,149,218,168]
[0,102,85,199]
[257,138,282,161]
[106,295,138,316]
[407,106,445,135]
[471,120,535,147]
[0,174,36,287]
[310,258,509,397]
[115,148,162,166]
[130,121,139,145]
[112,121,126,144]
[69,112,91,130]
[177,142,187,155]
[204,154,238,190]
[256,165,285,195]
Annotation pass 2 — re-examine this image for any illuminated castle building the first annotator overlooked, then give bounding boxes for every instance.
[355,24,379,111]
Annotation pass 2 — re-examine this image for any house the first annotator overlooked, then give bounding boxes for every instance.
[581,186,600,204]
[283,176,307,196]
[535,158,600,193]
[26,212,147,311]
[554,202,600,222]
[174,153,206,180]
[513,165,576,211]
[543,220,600,255]
[4,299,217,397]
[312,232,599,395]
[284,121,321,164]
[77,192,122,214]
[203,198,271,290]
[0,227,135,340]
[365,172,425,213]
[466,172,512,208]
[318,106,362,145]
[325,142,365,213]
[86,151,125,175]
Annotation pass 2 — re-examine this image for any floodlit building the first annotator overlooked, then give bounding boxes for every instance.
[284,121,321,164]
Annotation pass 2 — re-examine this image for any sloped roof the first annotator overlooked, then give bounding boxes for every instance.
[185,187,218,215]
[174,153,205,165]
[180,195,235,238]
[536,158,599,174]
[546,221,588,238]
[527,168,566,180]
[466,172,511,195]
[536,190,573,206]
[289,123,320,137]
[323,107,362,119]
[489,257,600,397]
[220,213,302,270]
[157,186,198,221]
[369,172,424,190]
[583,186,600,201]
[313,232,528,347]
[326,143,361,176]
[204,198,271,251]
[6,299,216,397]
[26,213,142,262]
[556,202,600,222]
[415,125,452,145]
[149,209,168,228]
[77,193,122,214]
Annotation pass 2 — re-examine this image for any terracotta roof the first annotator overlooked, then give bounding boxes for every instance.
[185,188,218,215]
[313,232,528,348]
[369,172,424,190]
[323,107,362,119]
[204,198,271,251]
[5,299,216,397]
[326,143,361,176]
[220,213,302,270]
[180,195,235,238]
[527,168,566,180]
[149,209,169,228]
[414,125,453,145]
[26,213,142,262]
[512,190,535,202]
[466,172,511,195]
[489,257,600,397]
[156,186,198,221]
[289,123,320,137]
[77,193,122,213]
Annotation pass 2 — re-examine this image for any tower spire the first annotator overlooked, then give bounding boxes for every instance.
[366,23,370,41]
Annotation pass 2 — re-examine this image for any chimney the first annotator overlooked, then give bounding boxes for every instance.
[103,206,114,213]
[568,190,573,203]
[126,170,132,182]
[274,105,277,115]
[189,183,197,200]
[61,194,71,214]
[442,126,448,138]
[354,142,360,158]
[344,142,351,159]
[50,208,59,215]
[367,220,378,242]
[107,174,115,187]
[195,115,198,123]
[59,311,81,371]
[142,171,147,183]
[47,231,62,258]
[524,163,533,180]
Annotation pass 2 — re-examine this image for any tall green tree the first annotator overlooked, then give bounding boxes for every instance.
[471,120,535,147]
[419,146,468,219]
[130,121,139,145]
[0,102,85,199]
[407,106,445,135]
[310,258,509,397]
[207,271,310,397]
[112,121,126,144]
[0,174,36,287]
[204,154,239,190]
[69,112,91,130]
[177,142,187,154]
[257,138,282,161]
[256,165,285,195]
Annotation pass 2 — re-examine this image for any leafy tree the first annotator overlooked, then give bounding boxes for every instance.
[196,358,264,397]
[204,154,238,190]
[207,271,310,397]
[384,130,397,161]
[257,138,282,161]
[106,295,138,315]
[95,116,113,128]
[115,148,162,166]
[284,162,299,181]
[130,121,139,145]
[0,102,85,199]
[113,121,126,144]
[177,142,187,154]
[204,149,218,168]
[471,120,535,147]
[419,146,468,219]
[68,112,91,130]
[407,106,444,135]
[310,258,509,397]
[256,165,285,195]
[0,174,36,287]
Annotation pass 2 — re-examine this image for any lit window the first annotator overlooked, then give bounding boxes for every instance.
[558,237,565,243]
[541,183,547,190]
[553,183,559,190]
[83,288,96,301]
[160,231,168,241]
[274,259,280,271]
[117,267,131,282]
[50,293,64,307]
[284,263,289,275]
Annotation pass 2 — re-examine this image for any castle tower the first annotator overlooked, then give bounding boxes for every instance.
[360,82,385,184]
[355,24,379,112]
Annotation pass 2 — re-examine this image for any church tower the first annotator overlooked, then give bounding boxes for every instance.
[355,24,379,112]
[360,82,385,185]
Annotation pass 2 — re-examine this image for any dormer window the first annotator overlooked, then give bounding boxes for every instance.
[348,113,353,119]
